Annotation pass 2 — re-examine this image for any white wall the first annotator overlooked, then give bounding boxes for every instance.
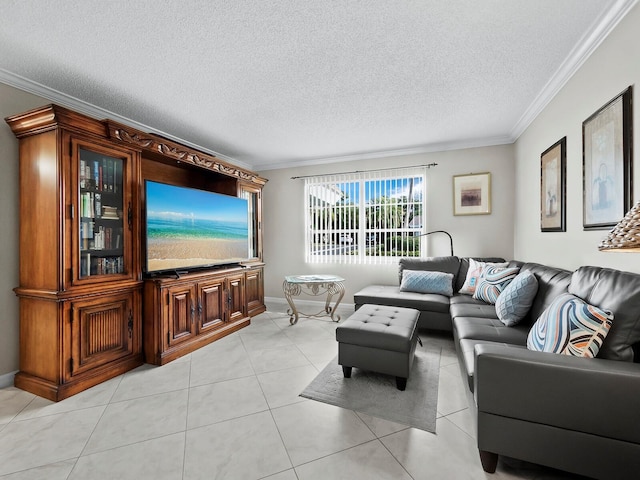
[0,84,49,380]
[514,2,640,274]
[259,144,515,303]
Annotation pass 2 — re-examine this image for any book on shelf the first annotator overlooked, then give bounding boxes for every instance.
[85,164,92,189]
[80,159,86,188]
[101,205,120,219]
[94,193,101,218]
[93,160,100,191]
[114,160,120,193]
[108,158,115,192]
[80,253,91,277]
[80,220,94,251]
[80,192,97,218]
[91,256,124,275]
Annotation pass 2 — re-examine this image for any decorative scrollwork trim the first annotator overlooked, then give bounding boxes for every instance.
[106,121,267,186]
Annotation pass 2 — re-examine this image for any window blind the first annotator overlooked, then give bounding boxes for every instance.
[304,166,427,264]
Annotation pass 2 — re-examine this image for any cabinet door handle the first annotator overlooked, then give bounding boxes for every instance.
[197,300,203,318]
[190,301,195,323]
[127,202,132,230]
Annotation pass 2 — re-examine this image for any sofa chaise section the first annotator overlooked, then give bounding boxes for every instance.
[354,256,640,479]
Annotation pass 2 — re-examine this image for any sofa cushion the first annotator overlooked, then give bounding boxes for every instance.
[495,270,539,326]
[473,266,520,304]
[399,270,454,296]
[398,256,460,285]
[353,285,451,314]
[454,317,530,345]
[527,293,613,358]
[450,302,499,320]
[569,266,640,362]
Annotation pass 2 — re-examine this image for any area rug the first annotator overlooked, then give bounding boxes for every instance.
[300,346,441,433]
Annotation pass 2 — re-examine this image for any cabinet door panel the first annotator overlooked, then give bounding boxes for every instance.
[167,285,196,347]
[198,280,225,333]
[246,268,265,316]
[227,274,246,323]
[69,292,134,379]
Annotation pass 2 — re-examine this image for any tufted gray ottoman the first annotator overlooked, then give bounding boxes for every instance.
[336,304,420,390]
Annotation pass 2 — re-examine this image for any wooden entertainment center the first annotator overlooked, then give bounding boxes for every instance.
[6,104,267,401]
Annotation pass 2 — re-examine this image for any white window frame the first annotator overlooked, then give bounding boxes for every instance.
[304,167,427,264]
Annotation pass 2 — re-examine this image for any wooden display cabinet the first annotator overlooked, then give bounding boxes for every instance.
[6,105,143,401]
[7,104,267,400]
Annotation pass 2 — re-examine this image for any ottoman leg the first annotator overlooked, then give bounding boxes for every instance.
[396,377,407,391]
[342,366,352,378]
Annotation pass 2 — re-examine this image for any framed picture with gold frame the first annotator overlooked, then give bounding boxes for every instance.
[453,172,491,215]
[540,137,566,232]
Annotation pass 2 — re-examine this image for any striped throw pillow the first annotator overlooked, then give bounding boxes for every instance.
[458,259,508,295]
[527,293,613,358]
[472,266,520,304]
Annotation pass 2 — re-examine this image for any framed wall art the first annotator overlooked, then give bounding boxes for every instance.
[453,172,491,215]
[540,137,566,232]
[582,86,633,230]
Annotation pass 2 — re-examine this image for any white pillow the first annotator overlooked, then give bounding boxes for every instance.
[459,259,508,295]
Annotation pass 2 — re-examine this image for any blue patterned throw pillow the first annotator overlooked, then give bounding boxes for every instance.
[472,266,520,304]
[495,270,539,326]
[400,270,454,296]
[527,293,613,358]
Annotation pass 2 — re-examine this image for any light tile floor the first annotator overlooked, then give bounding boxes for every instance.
[0,311,588,479]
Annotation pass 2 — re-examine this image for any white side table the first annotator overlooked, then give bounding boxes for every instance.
[282,274,345,325]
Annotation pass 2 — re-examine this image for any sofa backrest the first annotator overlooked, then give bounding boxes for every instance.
[569,266,640,363]
[398,256,460,285]
[519,262,572,327]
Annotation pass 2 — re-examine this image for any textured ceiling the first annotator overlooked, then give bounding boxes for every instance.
[0,0,633,171]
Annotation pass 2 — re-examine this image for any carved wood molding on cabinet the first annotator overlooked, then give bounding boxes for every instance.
[106,121,267,187]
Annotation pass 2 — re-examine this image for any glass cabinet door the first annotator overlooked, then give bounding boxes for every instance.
[239,183,261,261]
[73,139,134,284]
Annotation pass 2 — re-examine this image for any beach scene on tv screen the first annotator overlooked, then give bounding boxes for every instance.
[146,182,249,272]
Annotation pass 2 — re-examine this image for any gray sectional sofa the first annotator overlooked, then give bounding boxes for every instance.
[353,256,640,480]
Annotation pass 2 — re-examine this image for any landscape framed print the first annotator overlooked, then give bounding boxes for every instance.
[541,137,566,232]
[583,86,633,230]
[453,172,491,215]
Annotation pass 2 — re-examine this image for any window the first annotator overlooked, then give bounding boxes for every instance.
[304,167,427,264]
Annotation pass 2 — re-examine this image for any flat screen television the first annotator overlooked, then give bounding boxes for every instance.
[144,180,250,274]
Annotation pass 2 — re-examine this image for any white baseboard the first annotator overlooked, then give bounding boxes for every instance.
[265,296,355,320]
[0,370,17,389]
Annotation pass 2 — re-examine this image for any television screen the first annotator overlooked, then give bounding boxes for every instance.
[144,180,249,273]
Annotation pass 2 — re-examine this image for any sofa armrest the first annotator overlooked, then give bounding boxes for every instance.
[474,344,640,444]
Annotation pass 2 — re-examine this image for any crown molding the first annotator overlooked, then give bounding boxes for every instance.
[0,68,252,171]
[510,0,638,140]
[254,134,514,172]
